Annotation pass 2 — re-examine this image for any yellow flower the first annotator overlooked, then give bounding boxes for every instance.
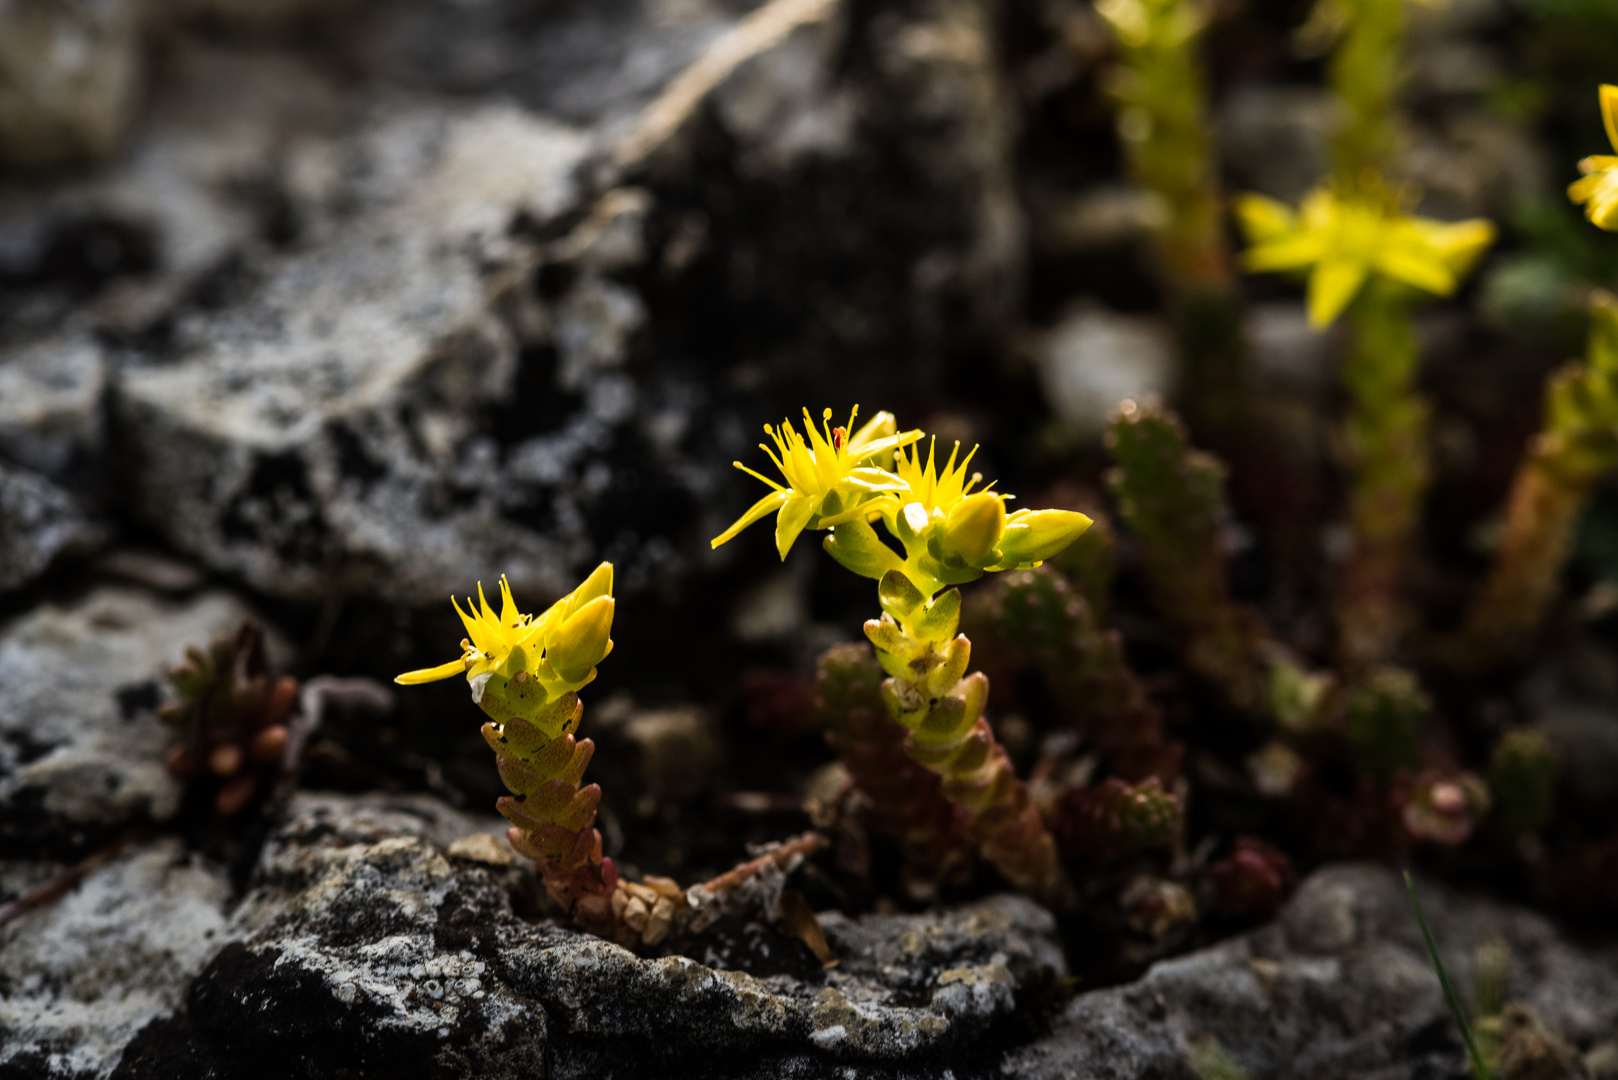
[395,563,615,696]
[1237,185,1495,328]
[881,437,1002,536]
[1569,84,1618,232]
[711,406,921,559]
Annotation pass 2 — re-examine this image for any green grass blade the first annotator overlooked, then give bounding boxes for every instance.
[1404,871,1492,1080]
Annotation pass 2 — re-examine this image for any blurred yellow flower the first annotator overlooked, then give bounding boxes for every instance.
[1569,84,1618,232]
[1236,185,1495,328]
[711,407,921,559]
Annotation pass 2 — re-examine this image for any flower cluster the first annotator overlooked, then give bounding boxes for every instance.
[713,408,1090,587]
[1236,184,1495,328]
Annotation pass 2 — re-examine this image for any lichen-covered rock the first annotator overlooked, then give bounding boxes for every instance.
[1007,863,1618,1080]
[0,586,285,856]
[55,0,1024,611]
[0,838,233,1079]
[0,461,104,597]
[113,790,1064,1079]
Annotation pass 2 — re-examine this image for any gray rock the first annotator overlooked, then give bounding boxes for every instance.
[1218,85,1335,204]
[0,0,142,168]
[1036,305,1175,438]
[0,838,234,1079]
[0,333,105,481]
[75,0,1024,609]
[114,789,1064,1078]
[1007,863,1618,1080]
[0,461,103,597]
[0,586,285,855]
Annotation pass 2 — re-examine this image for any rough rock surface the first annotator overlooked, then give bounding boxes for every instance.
[1007,863,1618,1080]
[0,461,103,597]
[0,839,233,1079]
[0,587,283,856]
[0,0,1028,608]
[111,790,1065,1080]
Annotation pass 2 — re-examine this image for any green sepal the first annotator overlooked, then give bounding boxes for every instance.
[824,517,906,581]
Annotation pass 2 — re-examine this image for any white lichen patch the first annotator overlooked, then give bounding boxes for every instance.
[0,839,233,1078]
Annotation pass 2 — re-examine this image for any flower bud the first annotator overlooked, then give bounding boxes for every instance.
[566,562,614,618]
[548,595,616,683]
[993,509,1092,567]
[939,492,1006,567]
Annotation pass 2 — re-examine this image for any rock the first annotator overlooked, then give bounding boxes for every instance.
[0,332,106,482]
[59,0,1025,612]
[1035,305,1175,438]
[621,706,724,800]
[114,790,1065,1079]
[0,586,285,856]
[115,102,590,604]
[0,837,233,1079]
[1007,863,1618,1080]
[0,461,104,597]
[1218,85,1335,203]
[0,0,142,168]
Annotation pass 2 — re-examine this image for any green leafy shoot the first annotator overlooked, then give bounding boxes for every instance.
[1403,871,1493,1080]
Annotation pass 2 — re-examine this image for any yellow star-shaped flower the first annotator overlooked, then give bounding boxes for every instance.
[1569,84,1618,232]
[711,406,922,559]
[1236,185,1495,328]
[395,564,615,696]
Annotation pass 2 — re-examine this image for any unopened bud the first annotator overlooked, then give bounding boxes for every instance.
[939,492,1006,567]
[994,509,1092,567]
[548,595,616,682]
[566,562,614,618]
[1489,727,1557,837]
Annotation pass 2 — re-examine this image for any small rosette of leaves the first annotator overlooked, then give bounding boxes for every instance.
[160,621,298,817]
[1052,777,1182,863]
[1206,837,1296,921]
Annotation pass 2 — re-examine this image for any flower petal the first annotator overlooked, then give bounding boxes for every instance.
[1243,232,1327,273]
[394,659,468,685]
[1603,84,1618,154]
[1374,244,1455,297]
[711,489,790,549]
[775,494,817,560]
[1233,193,1297,243]
[1307,258,1369,328]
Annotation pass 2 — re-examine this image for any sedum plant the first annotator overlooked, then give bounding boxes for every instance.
[161,621,299,817]
[1095,0,1228,295]
[396,567,829,949]
[713,407,1090,907]
[1095,0,1246,449]
[1236,182,1493,666]
[396,568,635,939]
[1456,292,1618,665]
[812,642,972,900]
